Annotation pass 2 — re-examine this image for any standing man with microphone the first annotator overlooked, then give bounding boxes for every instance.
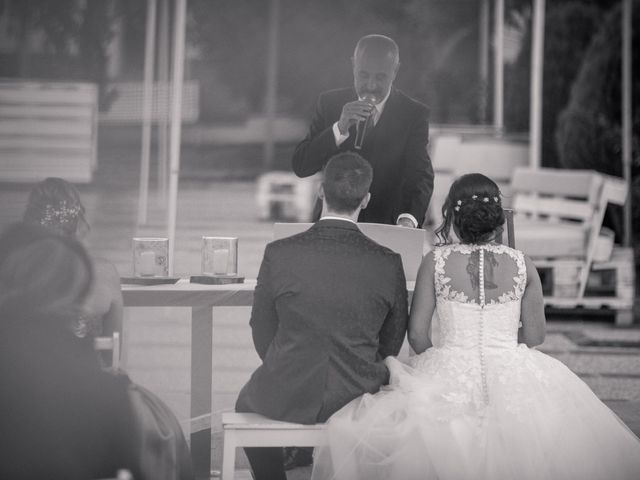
[292,34,433,228]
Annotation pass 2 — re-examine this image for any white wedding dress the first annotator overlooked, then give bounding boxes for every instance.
[311,243,640,480]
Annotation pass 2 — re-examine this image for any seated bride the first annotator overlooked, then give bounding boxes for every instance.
[311,173,640,480]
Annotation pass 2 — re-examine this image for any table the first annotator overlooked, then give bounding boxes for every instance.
[122,279,415,476]
[122,279,256,478]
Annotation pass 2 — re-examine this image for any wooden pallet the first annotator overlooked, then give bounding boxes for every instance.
[534,248,635,326]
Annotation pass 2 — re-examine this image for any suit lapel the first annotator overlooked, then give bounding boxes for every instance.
[371,88,399,137]
[364,88,400,148]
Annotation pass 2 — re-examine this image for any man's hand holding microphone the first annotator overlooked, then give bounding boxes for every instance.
[336,94,377,148]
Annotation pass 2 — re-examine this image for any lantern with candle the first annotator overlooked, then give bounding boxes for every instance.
[132,237,169,277]
[202,237,238,276]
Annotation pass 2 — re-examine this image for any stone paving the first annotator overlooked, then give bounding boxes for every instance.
[1,145,638,479]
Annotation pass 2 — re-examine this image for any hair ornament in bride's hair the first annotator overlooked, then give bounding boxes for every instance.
[40,201,81,227]
[453,194,500,212]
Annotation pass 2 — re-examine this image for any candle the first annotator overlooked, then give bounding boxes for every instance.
[213,248,229,275]
[139,250,156,276]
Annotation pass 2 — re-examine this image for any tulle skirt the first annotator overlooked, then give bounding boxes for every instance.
[311,346,640,480]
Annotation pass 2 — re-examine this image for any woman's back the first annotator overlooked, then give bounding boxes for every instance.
[78,257,123,337]
[432,243,526,350]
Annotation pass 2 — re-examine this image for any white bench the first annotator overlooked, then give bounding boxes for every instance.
[98,81,200,124]
[0,79,98,183]
[221,412,326,480]
[509,167,634,324]
[510,167,628,296]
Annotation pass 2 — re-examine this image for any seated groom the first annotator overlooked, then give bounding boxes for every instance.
[236,152,409,480]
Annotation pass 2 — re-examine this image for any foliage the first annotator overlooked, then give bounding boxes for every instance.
[191,0,482,121]
[557,1,640,176]
[504,1,601,167]
[0,0,120,110]
[556,0,640,238]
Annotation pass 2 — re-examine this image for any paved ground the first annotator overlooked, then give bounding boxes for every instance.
[1,139,638,479]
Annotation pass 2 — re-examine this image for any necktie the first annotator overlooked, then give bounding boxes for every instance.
[371,107,379,126]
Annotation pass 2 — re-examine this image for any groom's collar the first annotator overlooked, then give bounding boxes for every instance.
[319,215,357,225]
[314,217,360,232]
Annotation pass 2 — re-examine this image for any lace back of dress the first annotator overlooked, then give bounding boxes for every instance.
[434,244,526,306]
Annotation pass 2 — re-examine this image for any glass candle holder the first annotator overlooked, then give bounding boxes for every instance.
[202,237,238,276]
[133,237,169,277]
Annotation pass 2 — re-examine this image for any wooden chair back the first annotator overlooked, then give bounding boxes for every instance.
[94,331,121,370]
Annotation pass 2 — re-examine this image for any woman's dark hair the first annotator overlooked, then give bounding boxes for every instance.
[0,223,94,319]
[435,173,505,245]
[23,177,87,237]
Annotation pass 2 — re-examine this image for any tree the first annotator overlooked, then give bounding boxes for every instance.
[504,1,601,167]
[1,0,119,110]
[556,1,640,239]
[191,0,482,122]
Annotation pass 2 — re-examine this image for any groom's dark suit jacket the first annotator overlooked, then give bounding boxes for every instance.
[292,87,434,226]
[236,219,408,424]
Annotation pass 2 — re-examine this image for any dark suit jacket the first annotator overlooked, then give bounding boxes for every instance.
[236,219,409,424]
[292,87,434,226]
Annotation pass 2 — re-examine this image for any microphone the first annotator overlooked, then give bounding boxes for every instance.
[354,94,376,150]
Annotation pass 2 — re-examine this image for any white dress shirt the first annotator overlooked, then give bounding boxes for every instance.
[319,215,357,224]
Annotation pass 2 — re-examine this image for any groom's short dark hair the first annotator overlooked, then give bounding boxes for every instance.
[322,152,373,213]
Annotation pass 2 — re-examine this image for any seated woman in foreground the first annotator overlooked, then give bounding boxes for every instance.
[0,223,139,479]
[311,173,640,480]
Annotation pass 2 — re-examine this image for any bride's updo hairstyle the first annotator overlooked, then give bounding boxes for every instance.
[23,177,87,237]
[435,173,505,245]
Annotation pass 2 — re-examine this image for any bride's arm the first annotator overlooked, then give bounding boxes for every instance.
[408,252,436,354]
[518,255,546,347]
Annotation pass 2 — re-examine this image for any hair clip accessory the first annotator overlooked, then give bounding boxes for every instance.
[471,195,478,200]
[483,197,489,202]
[494,196,499,202]
[40,200,80,226]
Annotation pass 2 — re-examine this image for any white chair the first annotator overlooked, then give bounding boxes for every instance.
[221,412,326,480]
[94,331,121,370]
[256,172,322,222]
[94,470,133,480]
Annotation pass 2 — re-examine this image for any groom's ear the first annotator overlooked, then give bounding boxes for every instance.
[360,192,371,210]
[318,185,325,200]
